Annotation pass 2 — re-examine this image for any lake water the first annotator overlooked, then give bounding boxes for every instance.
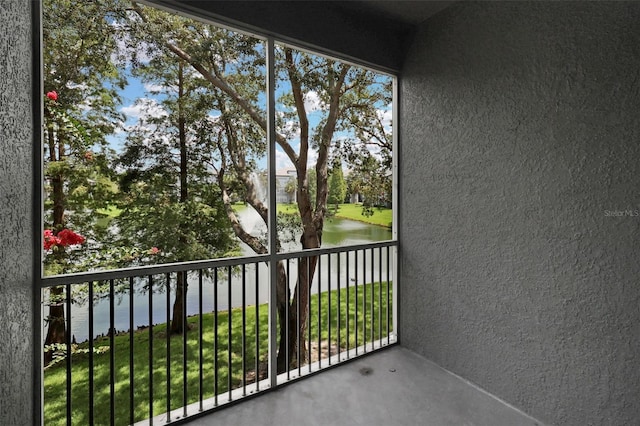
[53,210,393,342]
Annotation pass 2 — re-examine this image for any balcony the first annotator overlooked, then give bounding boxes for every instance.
[3,2,640,426]
[42,243,398,425]
[41,239,543,426]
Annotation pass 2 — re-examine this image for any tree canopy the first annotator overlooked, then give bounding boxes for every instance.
[41,0,393,370]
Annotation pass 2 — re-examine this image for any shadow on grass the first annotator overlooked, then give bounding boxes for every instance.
[43,282,392,425]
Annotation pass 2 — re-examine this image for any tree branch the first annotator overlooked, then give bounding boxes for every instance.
[314,64,349,228]
[215,140,268,255]
[131,2,299,165]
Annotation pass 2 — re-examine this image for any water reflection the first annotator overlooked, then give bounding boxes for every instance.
[56,211,393,342]
[322,216,392,246]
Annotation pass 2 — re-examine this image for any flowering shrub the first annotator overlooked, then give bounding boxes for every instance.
[43,229,59,251]
[44,228,85,251]
[58,229,85,246]
[46,90,58,101]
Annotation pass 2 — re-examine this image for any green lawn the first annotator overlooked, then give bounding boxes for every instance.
[277,203,298,215]
[277,203,392,228]
[96,202,391,229]
[44,282,392,425]
[332,203,392,228]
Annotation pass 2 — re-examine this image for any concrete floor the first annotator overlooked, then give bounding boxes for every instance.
[185,346,543,426]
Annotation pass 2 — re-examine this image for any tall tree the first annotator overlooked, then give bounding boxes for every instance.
[117,52,237,333]
[345,152,392,213]
[338,77,393,214]
[328,159,347,207]
[126,2,392,371]
[42,0,125,362]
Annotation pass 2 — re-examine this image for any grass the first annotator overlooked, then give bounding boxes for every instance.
[43,282,393,425]
[95,202,391,229]
[278,203,392,228]
[332,204,392,228]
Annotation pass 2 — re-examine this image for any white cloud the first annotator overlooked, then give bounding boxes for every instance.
[144,82,170,93]
[110,19,156,65]
[303,91,325,113]
[275,149,294,170]
[306,149,318,168]
[377,103,393,129]
[66,82,89,91]
[121,98,168,121]
[281,119,301,140]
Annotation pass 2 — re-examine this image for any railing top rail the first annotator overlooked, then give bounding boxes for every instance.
[41,240,398,287]
[41,253,269,287]
[273,240,396,261]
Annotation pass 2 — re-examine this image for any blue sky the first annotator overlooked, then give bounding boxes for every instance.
[108,70,337,171]
[104,13,392,173]
[108,69,391,174]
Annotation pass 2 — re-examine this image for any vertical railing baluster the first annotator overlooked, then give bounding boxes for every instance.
[148,276,153,425]
[296,258,301,377]
[242,264,247,396]
[378,248,382,345]
[307,256,312,373]
[327,253,331,365]
[227,265,232,402]
[109,279,115,426]
[129,277,135,425]
[371,248,375,349]
[198,269,204,411]
[66,284,72,426]
[317,255,322,368]
[255,262,260,390]
[346,251,350,358]
[213,268,218,406]
[88,282,94,426]
[362,250,366,353]
[355,250,359,355]
[387,246,391,345]
[182,271,188,418]
[285,259,290,380]
[392,245,398,344]
[166,273,171,422]
[337,253,341,358]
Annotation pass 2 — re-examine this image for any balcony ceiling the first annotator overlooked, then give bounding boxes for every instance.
[341,1,456,26]
[175,0,457,70]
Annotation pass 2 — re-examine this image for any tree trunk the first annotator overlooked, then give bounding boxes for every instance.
[45,177,66,358]
[44,285,66,364]
[170,61,188,334]
[275,228,320,373]
[170,271,187,333]
[44,122,67,364]
[275,260,290,373]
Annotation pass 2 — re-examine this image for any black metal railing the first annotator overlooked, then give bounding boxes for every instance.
[41,242,397,425]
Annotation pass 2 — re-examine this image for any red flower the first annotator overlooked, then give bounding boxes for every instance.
[46,91,58,101]
[148,247,160,255]
[43,228,85,251]
[58,229,86,246]
[43,229,61,250]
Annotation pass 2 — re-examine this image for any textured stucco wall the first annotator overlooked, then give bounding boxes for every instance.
[0,0,35,424]
[400,2,640,425]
